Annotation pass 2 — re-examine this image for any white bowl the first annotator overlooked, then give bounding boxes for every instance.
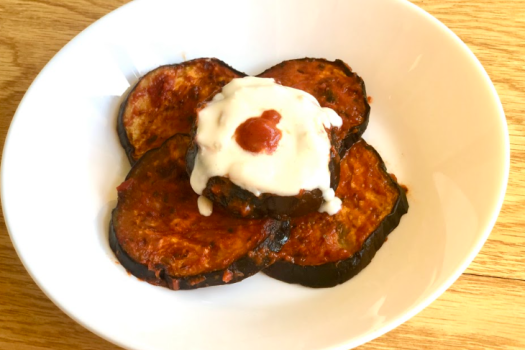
[1,0,508,349]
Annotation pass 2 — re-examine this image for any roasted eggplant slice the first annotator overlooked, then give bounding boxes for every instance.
[264,140,408,288]
[186,141,340,220]
[258,58,370,157]
[118,58,246,164]
[110,134,290,290]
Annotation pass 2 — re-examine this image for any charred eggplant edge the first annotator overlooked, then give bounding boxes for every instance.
[117,58,247,165]
[263,143,408,288]
[109,216,290,290]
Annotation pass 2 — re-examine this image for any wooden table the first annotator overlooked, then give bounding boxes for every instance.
[0,1,523,349]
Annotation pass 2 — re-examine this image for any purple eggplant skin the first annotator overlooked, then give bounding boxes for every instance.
[186,137,341,220]
[263,185,408,288]
[117,95,140,166]
[109,216,290,290]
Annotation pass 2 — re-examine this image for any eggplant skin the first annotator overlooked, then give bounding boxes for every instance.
[110,133,290,290]
[258,58,370,158]
[264,140,409,288]
[118,58,246,165]
[186,139,341,220]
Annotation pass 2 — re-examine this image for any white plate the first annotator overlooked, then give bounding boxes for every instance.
[1,0,509,349]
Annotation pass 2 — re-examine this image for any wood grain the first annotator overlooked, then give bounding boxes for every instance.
[409,0,525,282]
[362,274,525,350]
[0,0,523,349]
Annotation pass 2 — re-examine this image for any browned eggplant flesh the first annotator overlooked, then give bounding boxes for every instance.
[110,134,290,290]
[264,139,408,288]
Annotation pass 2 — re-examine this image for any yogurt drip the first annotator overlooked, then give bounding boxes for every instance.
[190,77,343,215]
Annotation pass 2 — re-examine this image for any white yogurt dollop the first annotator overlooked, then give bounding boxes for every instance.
[190,77,342,215]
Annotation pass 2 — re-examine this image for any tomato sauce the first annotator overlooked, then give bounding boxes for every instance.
[234,109,282,154]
